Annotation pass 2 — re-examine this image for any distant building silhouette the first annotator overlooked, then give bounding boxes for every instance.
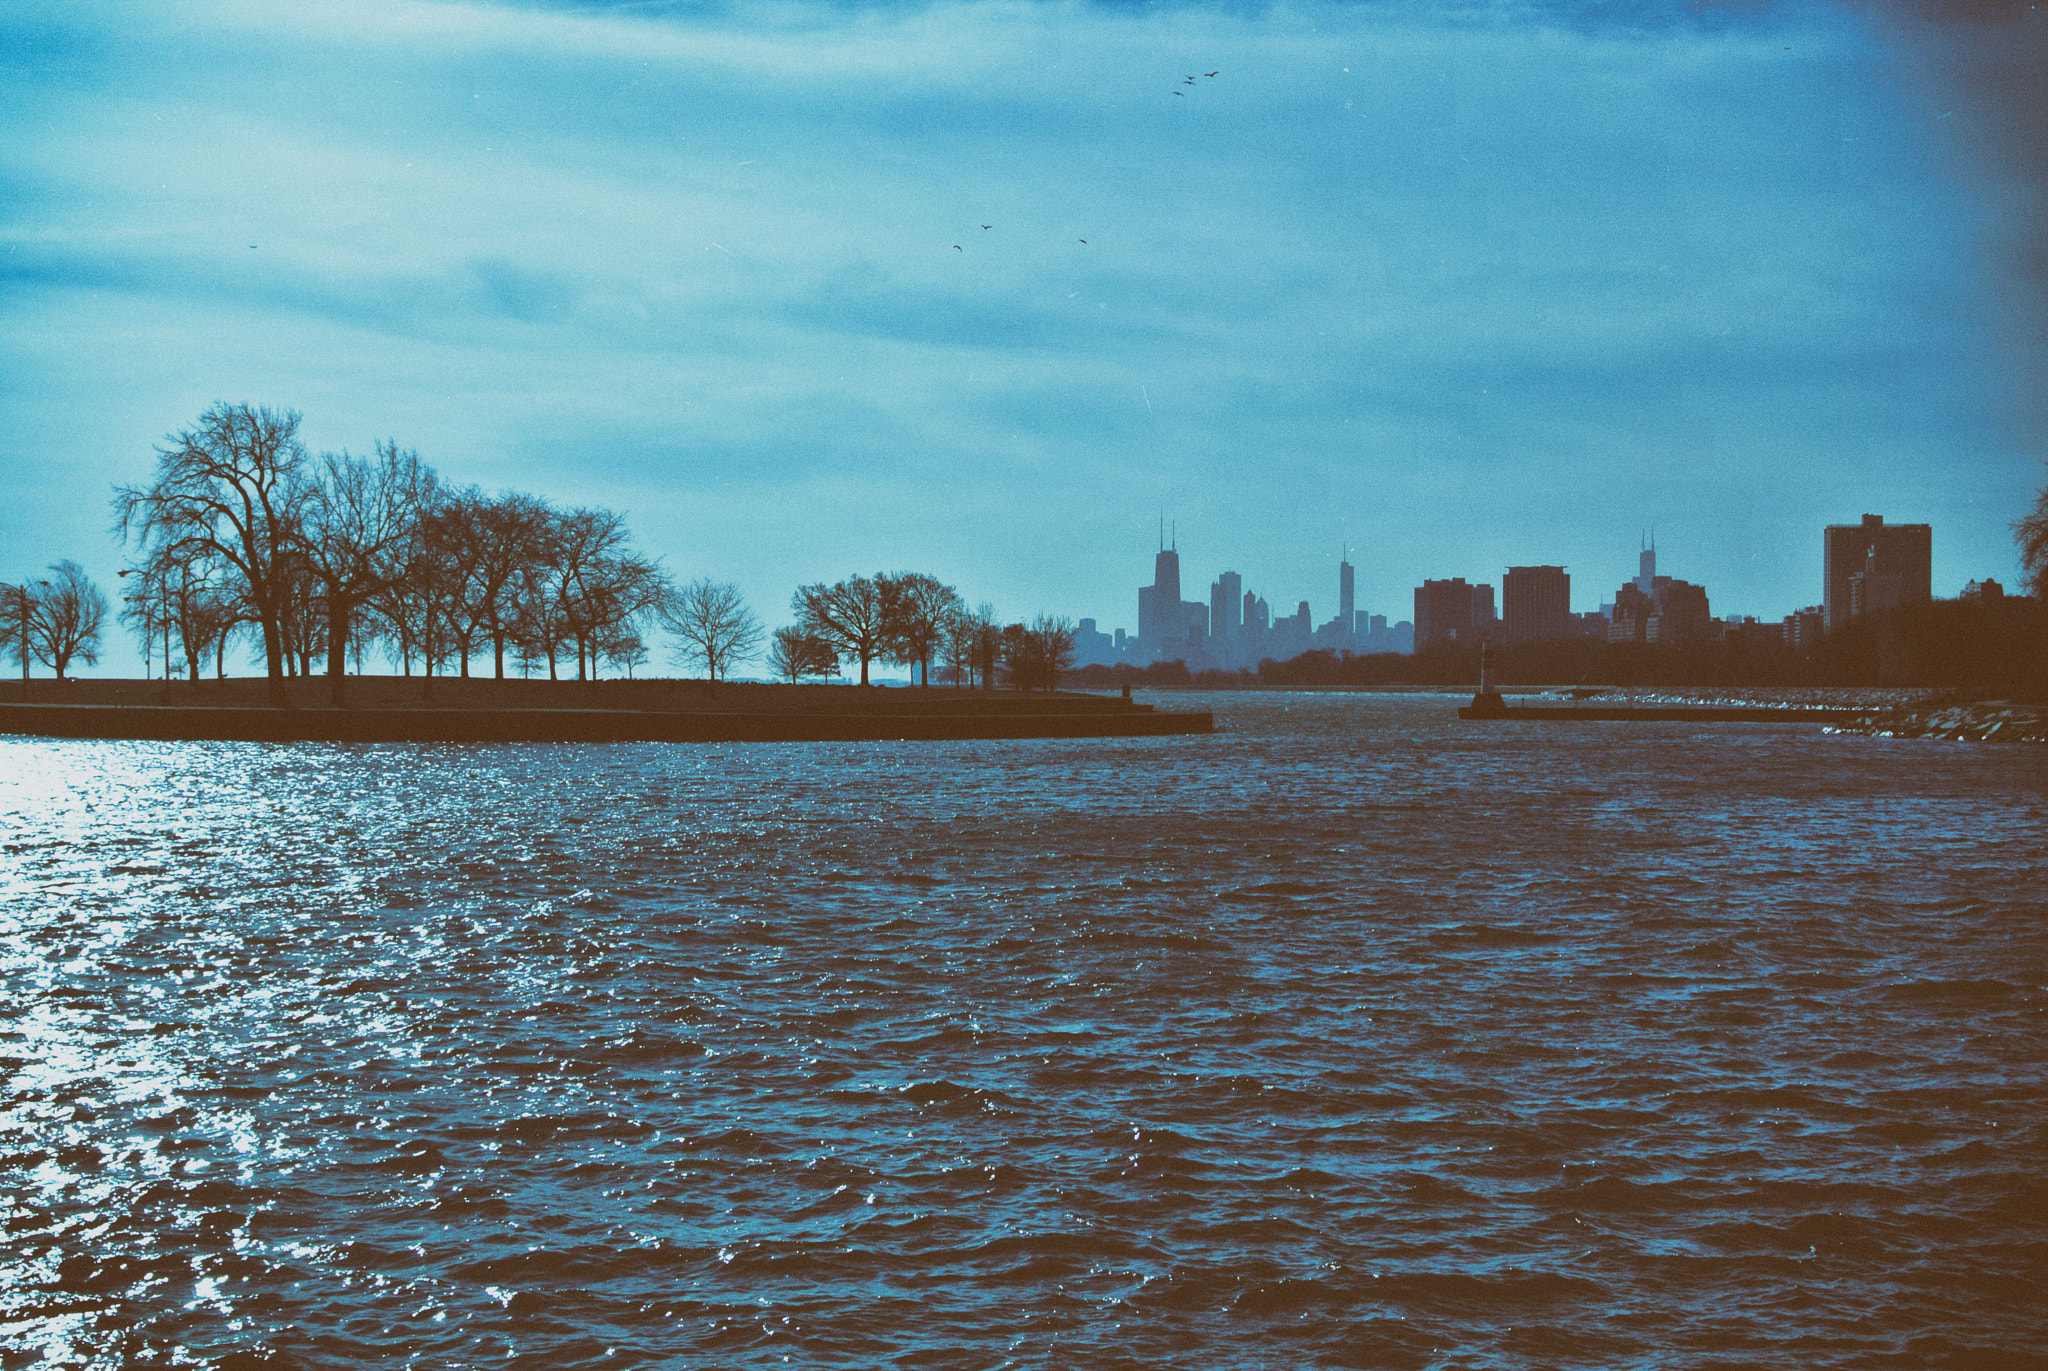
[1503,565,1570,643]
[1782,606,1824,649]
[1339,556,1355,631]
[1415,578,1493,650]
[1824,514,1930,630]
[1072,618,1115,665]
[1211,571,1242,640]
[1137,540,1182,646]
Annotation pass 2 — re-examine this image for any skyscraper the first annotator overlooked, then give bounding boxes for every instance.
[1415,578,1476,650]
[1824,514,1931,629]
[1338,556,1355,632]
[1636,536,1656,596]
[1503,566,1571,643]
[1211,571,1243,639]
[1137,533,1183,644]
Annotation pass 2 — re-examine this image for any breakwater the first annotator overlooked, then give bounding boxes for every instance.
[1826,700,2047,743]
[0,700,1210,743]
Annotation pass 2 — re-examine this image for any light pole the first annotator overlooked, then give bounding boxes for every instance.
[118,569,151,680]
[14,578,47,696]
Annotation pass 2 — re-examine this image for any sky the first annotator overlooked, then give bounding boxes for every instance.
[2,0,2043,673]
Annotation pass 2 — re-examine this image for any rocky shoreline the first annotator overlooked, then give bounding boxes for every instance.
[1825,701,2048,744]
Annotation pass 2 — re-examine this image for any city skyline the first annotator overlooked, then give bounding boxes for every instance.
[3,0,2044,676]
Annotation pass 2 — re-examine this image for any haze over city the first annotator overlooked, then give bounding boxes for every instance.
[3,0,2043,675]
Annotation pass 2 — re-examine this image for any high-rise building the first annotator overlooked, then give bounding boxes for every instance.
[1636,537,1656,596]
[1137,539,1183,644]
[1211,571,1243,639]
[1503,566,1571,643]
[1471,583,1495,633]
[1781,606,1823,650]
[1338,557,1355,630]
[1824,514,1930,630]
[1415,578,1475,650]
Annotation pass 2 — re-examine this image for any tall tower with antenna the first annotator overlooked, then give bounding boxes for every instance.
[1339,546,1356,635]
[1138,518,1183,646]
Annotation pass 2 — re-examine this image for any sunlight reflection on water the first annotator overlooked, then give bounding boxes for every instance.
[2,696,2045,1369]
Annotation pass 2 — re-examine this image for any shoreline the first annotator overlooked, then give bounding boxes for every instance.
[0,701,1213,743]
[0,678,1213,742]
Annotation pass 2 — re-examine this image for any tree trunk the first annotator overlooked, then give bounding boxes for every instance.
[494,631,505,679]
[261,613,288,707]
[327,588,351,707]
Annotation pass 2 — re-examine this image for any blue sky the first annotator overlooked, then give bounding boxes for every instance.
[2,0,2040,669]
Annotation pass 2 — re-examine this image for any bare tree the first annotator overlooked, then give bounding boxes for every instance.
[299,441,437,705]
[575,553,670,679]
[793,575,891,685]
[113,403,309,706]
[939,608,976,687]
[768,625,839,682]
[602,628,650,679]
[998,614,1076,691]
[2018,467,2048,597]
[663,578,762,682]
[425,488,555,679]
[3,577,49,682]
[964,601,1002,691]
[26,562,108,681]
[127,545,238,682]
[540,507,633,680]
[881,572,962,687]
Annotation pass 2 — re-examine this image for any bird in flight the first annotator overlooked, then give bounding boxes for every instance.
[953,244,962,250]
[1172,90,1183,95]
[1206,71,1218,77]
[1185,76,1196,85]
[1078,239,1087,244]
[982,224,991,230]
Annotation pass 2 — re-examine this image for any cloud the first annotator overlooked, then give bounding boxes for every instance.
[0,0,2035,657]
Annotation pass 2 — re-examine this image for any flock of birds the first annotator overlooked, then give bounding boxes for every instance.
[949,71,1218,253]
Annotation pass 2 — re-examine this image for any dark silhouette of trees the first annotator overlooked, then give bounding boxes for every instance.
[3,576,49,681]
[114,403,310,705]
[430,488,554,679]
[2019,467,2048,597]
[880,572,962,687]
[570,550,668,681]
[300,442,437,704]
[998,615,1076,691]
[768,626,839,682]
[24,562,107,681]
[794,575,892,685]
[663,578,762,681]
[544,507,630,680]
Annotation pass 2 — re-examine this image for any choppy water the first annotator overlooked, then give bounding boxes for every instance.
[3,692,2045,1370]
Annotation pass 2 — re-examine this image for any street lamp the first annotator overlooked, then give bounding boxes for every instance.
[13,578,48,694]
[119,568,174,684]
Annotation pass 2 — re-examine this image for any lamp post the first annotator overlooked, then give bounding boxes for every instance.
[14,578,47,697]
[119,569,151,680]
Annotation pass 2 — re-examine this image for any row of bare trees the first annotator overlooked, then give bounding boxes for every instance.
[784,572,1077,689]
[112,404,675,705]
[80,402,1087,697]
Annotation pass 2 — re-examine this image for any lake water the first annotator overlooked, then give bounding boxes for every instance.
[3,692,2045,1370]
